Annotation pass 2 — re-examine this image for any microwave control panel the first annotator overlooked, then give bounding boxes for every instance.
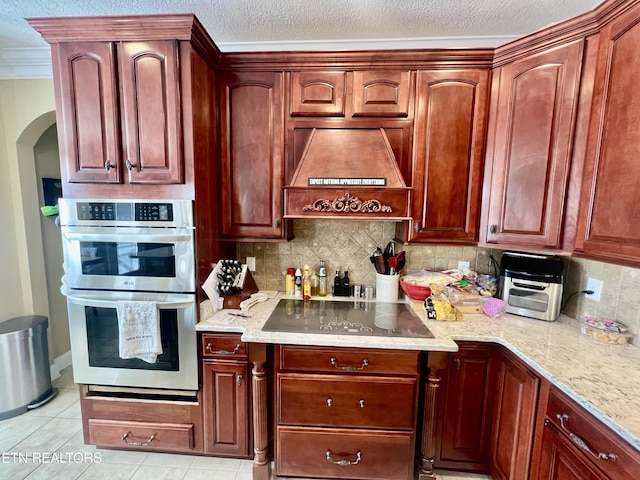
[76,202,174,222]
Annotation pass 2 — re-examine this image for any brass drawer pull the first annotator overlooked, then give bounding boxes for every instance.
[556,414,617,461]
[326,450,362,466]
[206,343,241,355]
[330,357,369,371]
[122,431,156,447]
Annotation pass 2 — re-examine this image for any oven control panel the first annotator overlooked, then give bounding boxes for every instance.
[76,202,174,222]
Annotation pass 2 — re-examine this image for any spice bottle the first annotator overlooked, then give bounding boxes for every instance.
[318,260,327,297]
[310,270,319,296]
[333,270,342,296]
[294,268,302,298]
[302,265,311,300]
[285,268,295,295]
[342,269,350,297]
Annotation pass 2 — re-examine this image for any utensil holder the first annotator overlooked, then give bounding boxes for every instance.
[376,273,399,302]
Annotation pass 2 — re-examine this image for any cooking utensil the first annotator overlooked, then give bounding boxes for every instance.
[396,251,406,271]
[388,256,398,275]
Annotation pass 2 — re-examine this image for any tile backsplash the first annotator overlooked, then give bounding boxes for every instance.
[236,219,499,291]
[236,220,640,347]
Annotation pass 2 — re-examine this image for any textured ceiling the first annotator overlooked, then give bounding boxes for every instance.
[0,0,602,51]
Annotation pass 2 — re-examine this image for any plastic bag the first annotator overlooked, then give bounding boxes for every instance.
[423,285,464,321]
[402,269,458,288]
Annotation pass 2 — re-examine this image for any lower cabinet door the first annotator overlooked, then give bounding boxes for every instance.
[202,361,250,457]
[276,426,414,480]
[490,352,540,480]
[535,421,604,480]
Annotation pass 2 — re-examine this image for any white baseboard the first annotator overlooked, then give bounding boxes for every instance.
[50,350,72,381]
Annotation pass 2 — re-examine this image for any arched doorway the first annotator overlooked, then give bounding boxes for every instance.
[15,111,70,375]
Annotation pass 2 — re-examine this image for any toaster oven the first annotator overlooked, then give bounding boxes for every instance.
[499,252,565,322]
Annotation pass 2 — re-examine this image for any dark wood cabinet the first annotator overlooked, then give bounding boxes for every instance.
[220,71,289,240]
[78,385,204,454]
[402,69,489,244]
[201,333,252,458]
[490,348,540,480]
[434,343,496,472]
[351,70,412,117]
[289,69,411,118]
[574,2,640,267]
[56,42,120,184]
[530,384,640,480]
[290,71,346,117]
[56,40,182,186]
[481,40,584,250]
[274,345,420,480]
[535,421,604,480]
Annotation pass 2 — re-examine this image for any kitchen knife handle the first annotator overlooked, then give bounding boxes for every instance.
[374,255,386,274]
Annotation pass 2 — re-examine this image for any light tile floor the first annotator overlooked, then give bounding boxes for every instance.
[1,367,491,480]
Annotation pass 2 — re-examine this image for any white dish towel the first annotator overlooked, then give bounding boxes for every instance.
[116,301,162,363]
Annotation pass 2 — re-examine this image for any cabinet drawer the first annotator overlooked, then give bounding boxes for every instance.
[277,426,413,480]
[88,419,194,452]
[278,374,416,429]
[278,345,420,375]
[201,333,247,360]
[546,388,640,480]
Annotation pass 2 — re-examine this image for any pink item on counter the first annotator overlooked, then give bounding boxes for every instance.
[482,297,507,318]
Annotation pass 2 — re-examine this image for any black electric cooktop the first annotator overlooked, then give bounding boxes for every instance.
[261,299,434,338]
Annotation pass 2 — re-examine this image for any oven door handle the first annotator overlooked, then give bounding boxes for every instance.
[62,232,192,243]
[64,293,193,310]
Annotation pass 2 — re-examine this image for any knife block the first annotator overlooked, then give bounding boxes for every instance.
[222,267,259,309]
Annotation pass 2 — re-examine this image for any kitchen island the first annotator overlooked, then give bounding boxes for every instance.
[198,294,640,479]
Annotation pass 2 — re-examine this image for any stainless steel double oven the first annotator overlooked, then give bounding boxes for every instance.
[59,199,197,391]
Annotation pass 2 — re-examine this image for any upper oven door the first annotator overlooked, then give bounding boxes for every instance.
[61,226,195,293]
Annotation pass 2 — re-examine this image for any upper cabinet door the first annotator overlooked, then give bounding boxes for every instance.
[57,42,121,184]
[575,4,640,265]
[290,71,346,117]
[410,70,489,244]
[352,70,411,117]
[119,41,183,184]
[220,71,286,239]
[483,41,583,249]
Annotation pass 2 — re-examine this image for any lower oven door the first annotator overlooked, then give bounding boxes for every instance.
[64,289,197,390]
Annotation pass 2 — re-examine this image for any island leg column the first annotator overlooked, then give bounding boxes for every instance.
[251,343,270,480]
[418,351,448,479]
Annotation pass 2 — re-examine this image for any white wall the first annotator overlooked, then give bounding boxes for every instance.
[0,79,56,338]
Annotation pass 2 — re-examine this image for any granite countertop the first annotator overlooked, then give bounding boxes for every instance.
[197,293,640,452]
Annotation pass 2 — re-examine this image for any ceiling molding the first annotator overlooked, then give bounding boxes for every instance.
[0,47,52,79]
[0,35,517,79]
[216,35,516,52]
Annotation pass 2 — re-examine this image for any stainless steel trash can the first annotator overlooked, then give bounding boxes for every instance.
[0,315,57,420]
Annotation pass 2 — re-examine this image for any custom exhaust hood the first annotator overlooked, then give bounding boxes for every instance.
[284,127,412,220]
